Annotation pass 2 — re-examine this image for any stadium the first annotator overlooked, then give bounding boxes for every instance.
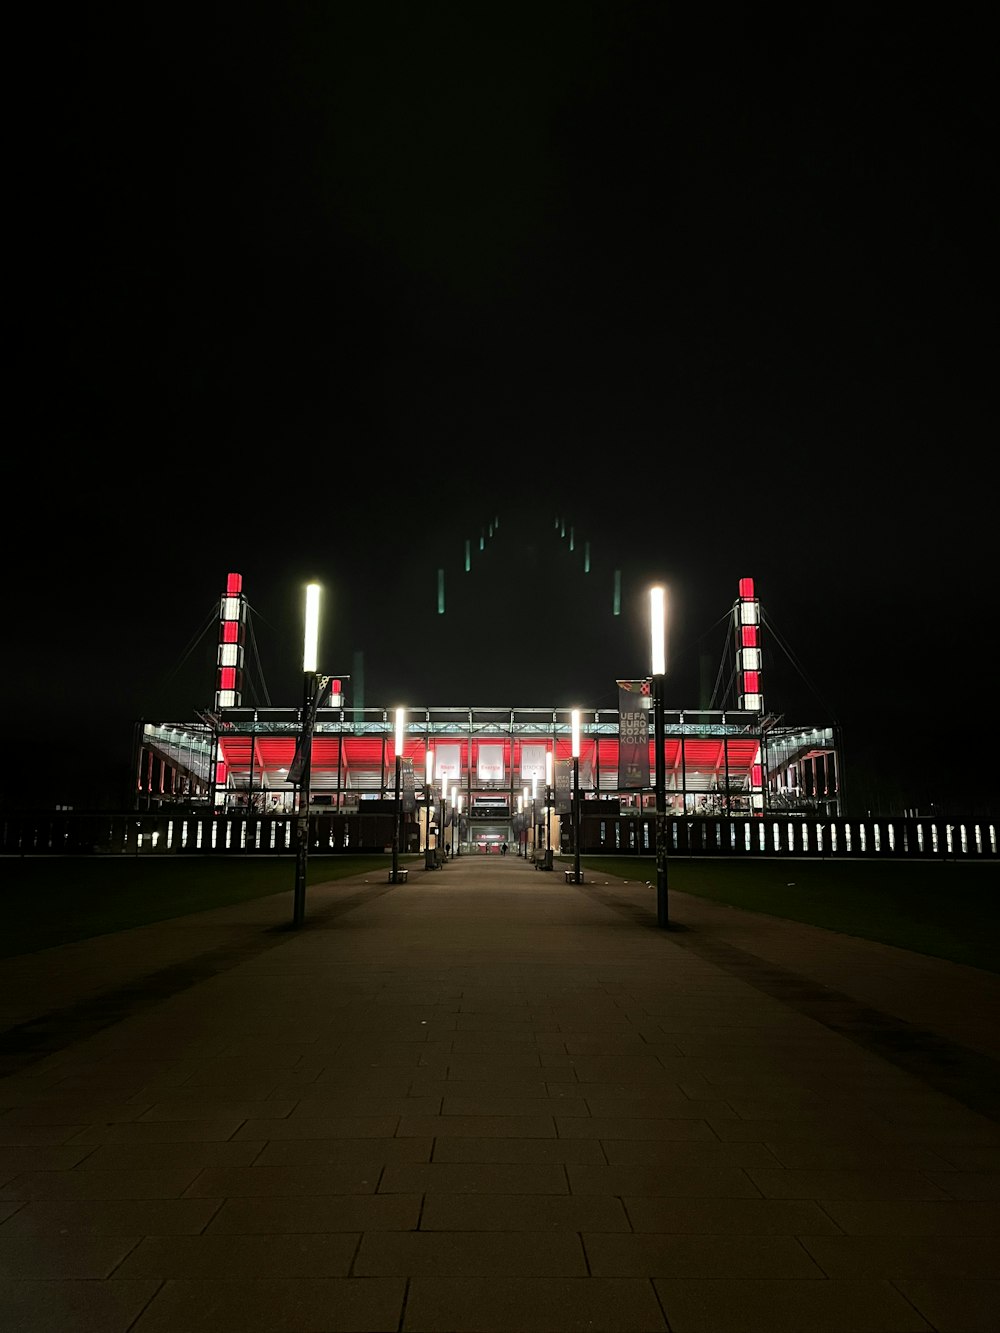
[133,572,842,858]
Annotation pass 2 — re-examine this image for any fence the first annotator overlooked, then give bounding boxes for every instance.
[2,811,996,860]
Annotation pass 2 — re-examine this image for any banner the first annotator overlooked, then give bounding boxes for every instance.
[554,758,574,814]
[435,744,462,781]
[617,678,651,789]
[520,743,547,781]
[477,743,505,782]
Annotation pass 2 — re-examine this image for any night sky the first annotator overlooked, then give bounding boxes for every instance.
[8,8,994,817]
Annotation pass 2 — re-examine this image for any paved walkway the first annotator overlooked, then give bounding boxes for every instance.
[1,855,998,1332]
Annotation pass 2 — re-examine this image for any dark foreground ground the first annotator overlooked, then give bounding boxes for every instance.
[0,853,997,1331]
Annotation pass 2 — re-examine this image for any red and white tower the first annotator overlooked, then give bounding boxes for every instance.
[215,572,246,710]
[735,577,765,813]
[735,576,763,714]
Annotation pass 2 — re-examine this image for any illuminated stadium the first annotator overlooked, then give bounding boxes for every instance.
[133,572,842,857]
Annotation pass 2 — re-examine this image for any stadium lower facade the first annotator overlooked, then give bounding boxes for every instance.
[132,573,843,857]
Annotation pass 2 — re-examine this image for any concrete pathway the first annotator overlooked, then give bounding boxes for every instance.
[1,854,998,1331]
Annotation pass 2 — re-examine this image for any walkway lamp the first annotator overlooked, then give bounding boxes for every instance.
[425,748,435,868]
[650,584,669,927]
[571,708,582,883]
[545,749,553,865]
[293,582,321,927]
[454,791,462,855]
[440,773,448,860]
[391,707,405,883]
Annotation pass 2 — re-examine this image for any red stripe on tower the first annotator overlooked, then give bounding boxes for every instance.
[735,578,765,814]
[215,572,246,709]
[734,577,763,714]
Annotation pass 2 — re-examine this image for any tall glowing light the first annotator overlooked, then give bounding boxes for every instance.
[545,749,553,862]
[303,583,320,674]
[650,585,669,927]
[293,582,322,927]
[571,708,581,883]
[425,747,435,863]
[391,707,405,882]
[440,772,448,859]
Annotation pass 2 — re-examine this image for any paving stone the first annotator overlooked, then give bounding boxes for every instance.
[128,1277,405,1331]
[113,1232,358,1278]
[403,1275,666,1331]
[420,1193,629,1232]
[584,1231,825,1277]
[0,1278,160,1333]
[653,1277,933,1331]
[204,1194,421,1233]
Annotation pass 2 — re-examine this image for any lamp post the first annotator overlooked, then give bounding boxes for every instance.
[545,749,553,868]
[531,776,538,861]
[424,748,435,868]
[293,582,321,927]
[650,585,669,927]
[440,773,448,860]
[454,791,462,855]
[391,707,404,882]
[571,708,581,883]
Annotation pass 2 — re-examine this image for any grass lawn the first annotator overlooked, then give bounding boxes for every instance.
[1,853,997,973]
[0,855,393,959]
[580,855,1000,974]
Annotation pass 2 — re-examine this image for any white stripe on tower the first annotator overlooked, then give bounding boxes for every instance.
[215,571,246,709]
[735,577,764,813]
[735,576,763,714]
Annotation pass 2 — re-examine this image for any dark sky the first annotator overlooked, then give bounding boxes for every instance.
[8,7,995,816]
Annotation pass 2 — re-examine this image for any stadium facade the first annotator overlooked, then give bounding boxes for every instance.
[132,573,842,856]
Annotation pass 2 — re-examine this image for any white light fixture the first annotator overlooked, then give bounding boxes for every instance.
[650,586,666,676]
[303,583,321,673]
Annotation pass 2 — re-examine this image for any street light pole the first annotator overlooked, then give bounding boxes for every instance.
[391,707,404,883]
[650,585,669,927]
[571,708,581,883]
[440,773,448,861]
[293,583,321,928]
[532,776,538,860]
[424,748,435,868]
[545,749,553,868]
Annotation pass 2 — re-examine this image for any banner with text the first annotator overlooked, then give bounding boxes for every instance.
[435,744,462,782]
[617,678,651,789]
[477,743,505,782]
[520,743,548,782]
